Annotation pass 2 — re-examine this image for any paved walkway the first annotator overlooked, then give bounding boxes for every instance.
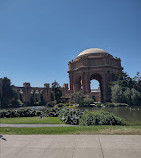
[0,135,141,158]
[0,124,75,127]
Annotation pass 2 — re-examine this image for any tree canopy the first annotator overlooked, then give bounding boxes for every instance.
[51,81,62,103]
[0,77,16,108]
[111,71,141,105]
[70,91,84,104]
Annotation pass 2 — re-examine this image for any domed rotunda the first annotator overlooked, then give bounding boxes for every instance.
[68,48,123,102]
[76,48,108,59]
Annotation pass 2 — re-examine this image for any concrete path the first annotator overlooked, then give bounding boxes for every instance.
[0,135,141,158]
[0,124,75,127]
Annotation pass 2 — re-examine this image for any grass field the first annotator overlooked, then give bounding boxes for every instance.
[1,116,141,135]
[1,125,141,135]
[0,117,64,124]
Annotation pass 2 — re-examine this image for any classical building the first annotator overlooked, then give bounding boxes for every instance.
[14,83,69,104]
[0,48,123,104]
[68,48,123,102]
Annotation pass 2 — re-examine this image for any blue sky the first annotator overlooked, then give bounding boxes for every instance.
[0,0,141,88]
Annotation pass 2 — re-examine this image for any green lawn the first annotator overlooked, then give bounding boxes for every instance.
[1,125,141,135]
[0,117,64,124]
[1,116,141,135]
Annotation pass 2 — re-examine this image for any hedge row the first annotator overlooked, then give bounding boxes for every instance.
[0,108,61,118]
[0,108,125,126]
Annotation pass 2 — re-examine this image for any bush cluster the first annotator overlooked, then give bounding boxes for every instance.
[0,108,39,118]
[55,103,73,108]
[79,110,125,126]
[0,108,61,118]
[70,91,94,107]
[0,108,125,126]
[45,108,61,117]
[79,97,94,107]
[46,101,57,107]
[59,108,82,125]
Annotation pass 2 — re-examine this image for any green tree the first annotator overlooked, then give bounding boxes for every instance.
[131,88,141,105]
[111,84,124,103]
[112,71,133,89]
[111,71,141,105]
[133,72,141,93]
[51,81,62,103]
[80,97,94,106]
[124,88,132,105]
[70,91,84,104]
[1,77,16,108]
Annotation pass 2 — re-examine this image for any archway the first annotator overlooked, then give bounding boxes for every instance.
[90,73,103,102]
[68,48,123,102]
[90,79,100,91]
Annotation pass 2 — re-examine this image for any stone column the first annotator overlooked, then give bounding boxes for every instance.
[74,82,81,92]
[23,87,31,103]
[23,83,31,103]
[82,72,85,93]
[101,71,111,102]
[69,73,74,93]
[82,72,90,94]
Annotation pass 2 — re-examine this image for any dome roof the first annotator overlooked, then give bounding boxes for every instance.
[77,48,107,58]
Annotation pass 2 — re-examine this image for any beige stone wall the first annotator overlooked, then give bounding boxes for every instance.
[15,83,70,104]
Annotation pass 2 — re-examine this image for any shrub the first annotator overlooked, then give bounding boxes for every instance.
[59,108,82,125]
[0,108,37,118]
[79,110,125,126]
[36,111,43,116]
[70,91,83,104]
[11,99,23,107]
[79,97,94,107]
[0,107,61,118]
[36,100,45,106]
[0,110,18,118]
[95,103,102,107]
[45,108,61,117]
[17,108,37,117]
[55,103,73,108]
[46,101,57,107]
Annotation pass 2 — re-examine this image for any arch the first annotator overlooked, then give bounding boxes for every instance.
[90,73,103,102]
[90,79,99,90]
[68,48,122,102]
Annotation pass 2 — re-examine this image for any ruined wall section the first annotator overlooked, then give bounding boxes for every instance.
[15,82,70,104]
